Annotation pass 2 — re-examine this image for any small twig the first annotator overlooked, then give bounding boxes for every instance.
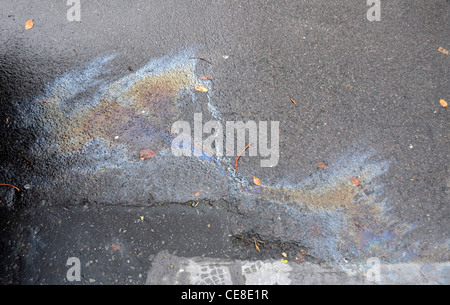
[23,156,33,167]
[38,98,49,104]
[188,57,212,65]
[73,49,78,57]
[0,184,20,192]
[235,143,253,174]
[254,238,261,252]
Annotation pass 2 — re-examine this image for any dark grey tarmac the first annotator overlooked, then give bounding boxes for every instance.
[0,0,449,285]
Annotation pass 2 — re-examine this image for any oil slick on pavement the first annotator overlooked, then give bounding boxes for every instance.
[10,49,448,267]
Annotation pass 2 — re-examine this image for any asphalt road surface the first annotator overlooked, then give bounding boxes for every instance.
[0,0,449,285]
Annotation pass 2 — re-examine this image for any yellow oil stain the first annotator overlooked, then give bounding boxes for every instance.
[260,181,359,211]
[253,171,384,216]
[51,67,196,154]
[124,68,193,115]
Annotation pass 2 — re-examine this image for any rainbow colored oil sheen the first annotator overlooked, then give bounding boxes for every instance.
[15,49,443,265]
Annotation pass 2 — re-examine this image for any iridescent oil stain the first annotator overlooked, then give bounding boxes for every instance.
[237,151,400,263]
[243,151,390,211]
[51,66,197,155]
[259,181,358,211]
[15,50,440,265]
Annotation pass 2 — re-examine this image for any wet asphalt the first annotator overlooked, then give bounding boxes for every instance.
[0,0,449,284]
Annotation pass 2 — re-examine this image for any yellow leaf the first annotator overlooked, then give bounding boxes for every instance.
[25,19,34,30]
[440,99,448,108]
[254,238,261,252]
[253,176,261,186]
[194,86,208,92]
[438,47,449,55]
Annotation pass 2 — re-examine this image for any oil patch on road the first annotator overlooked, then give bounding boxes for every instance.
[19,50,201,157]
[4,50,448,267]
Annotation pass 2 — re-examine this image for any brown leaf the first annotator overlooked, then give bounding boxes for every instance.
[440,99,448,108]
[438,47,449,55]
[195,189,203,197]
[140,149,157,160]
[349,177,361,186]
[110,243,120,251]
[25,19,34,30]
[200,74,214,80]
[295,252,305,264]
[194,86,208,92]
[317,161,327,169]
[253,176,261,186]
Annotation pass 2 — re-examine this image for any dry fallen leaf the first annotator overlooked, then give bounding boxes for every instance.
[438,47,449,55]
[194,86,208,92]
[110,243,121,251]
[440,99,448,108]
[195,189,203,197]
[139,149,157,160]
[350,177,361,186]
[295,252,305,264]
[253,176,261,186]
[200,74,214,80]
[317,161,327,169]
[25,19,34,30]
